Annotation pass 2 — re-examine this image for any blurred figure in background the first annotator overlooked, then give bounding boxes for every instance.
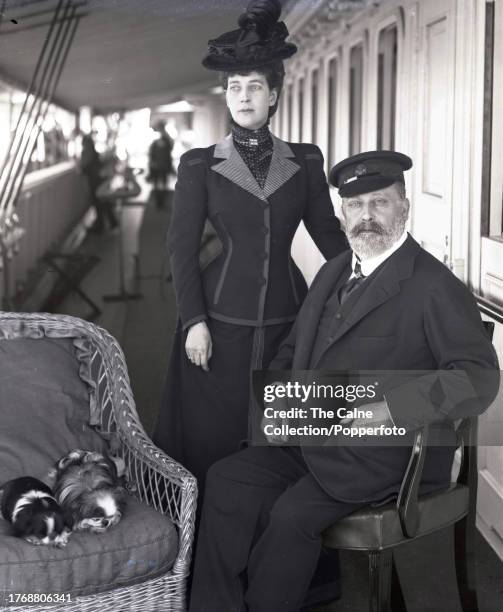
[80,134,118,233]
[96,156,141,200]
[147,121,174,208]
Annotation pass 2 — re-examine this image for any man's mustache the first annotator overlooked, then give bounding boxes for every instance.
[350,221,385,237]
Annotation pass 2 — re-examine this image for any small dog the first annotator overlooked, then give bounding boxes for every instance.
[52,450,126,533]
[0,476,72,547]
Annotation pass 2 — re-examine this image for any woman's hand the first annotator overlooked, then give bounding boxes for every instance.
[185,321,212,371]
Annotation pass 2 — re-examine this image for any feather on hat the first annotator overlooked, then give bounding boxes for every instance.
[202,0,297,71]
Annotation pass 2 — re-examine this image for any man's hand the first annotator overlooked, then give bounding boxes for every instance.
[185,321,212,371]
[339,400,393,429]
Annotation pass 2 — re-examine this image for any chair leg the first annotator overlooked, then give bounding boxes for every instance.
[368,549,393,612]
[390,557,407,612]
[455,516,479,612]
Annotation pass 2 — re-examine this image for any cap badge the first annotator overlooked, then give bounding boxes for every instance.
[355,164,367,177]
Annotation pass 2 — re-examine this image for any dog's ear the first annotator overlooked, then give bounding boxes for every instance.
[108,455,126,479]
[63,509,75,530]
[13,512,33,536]
[114,487,127,511]
[108,432,121,455]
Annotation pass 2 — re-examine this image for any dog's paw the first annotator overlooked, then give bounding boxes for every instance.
[55,529,72,548]
[73,520,89,532]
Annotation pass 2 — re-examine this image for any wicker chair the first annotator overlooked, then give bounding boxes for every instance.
[0,311,197,612]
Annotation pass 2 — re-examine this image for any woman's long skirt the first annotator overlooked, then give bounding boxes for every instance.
[153,317,341,608]
[152,318,293,490]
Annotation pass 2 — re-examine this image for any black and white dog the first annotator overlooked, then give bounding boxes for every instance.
[52,450,126,533]
[0,476,73,547]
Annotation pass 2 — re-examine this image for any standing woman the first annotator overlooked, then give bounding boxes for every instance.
[153,0,347,491]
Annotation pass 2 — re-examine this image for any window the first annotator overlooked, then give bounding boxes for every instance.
[349,44,363,155]
[311,69,318,144]
[30,105,77,172]
[0,79,76,175]
[377,24,398,150]
[480,1,503,310]
[482,0,502,238]
[327,57,338,170]
[298,77,304,142]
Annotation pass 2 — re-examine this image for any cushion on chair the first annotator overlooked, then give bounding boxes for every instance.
[0,337,109,484]
[0,493,179,596]
[0,328,181,597]
[322,484,469,551]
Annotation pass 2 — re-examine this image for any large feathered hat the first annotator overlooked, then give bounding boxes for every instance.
[202,0,297,71]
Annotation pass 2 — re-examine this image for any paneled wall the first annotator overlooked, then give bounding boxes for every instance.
[273,0,493,289]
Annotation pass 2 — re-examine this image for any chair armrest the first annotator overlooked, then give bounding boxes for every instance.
[74,319,198,576]
[117,427,198,577]
[104,338,198,576]
[117,424,197,508]
[396,425,429,538]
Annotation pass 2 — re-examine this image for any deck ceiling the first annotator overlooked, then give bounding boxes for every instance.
[0,0,259,111]
[0,0,366,112]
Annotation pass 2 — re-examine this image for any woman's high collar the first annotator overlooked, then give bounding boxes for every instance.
[231,119,271,148]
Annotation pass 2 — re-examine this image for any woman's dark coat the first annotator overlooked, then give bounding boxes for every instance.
[167,134,348,330]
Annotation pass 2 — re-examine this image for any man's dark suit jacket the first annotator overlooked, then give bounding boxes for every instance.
[269,235,500,503]
[167,134,347,330]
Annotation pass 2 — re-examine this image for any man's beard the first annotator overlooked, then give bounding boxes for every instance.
[346,209,408,259]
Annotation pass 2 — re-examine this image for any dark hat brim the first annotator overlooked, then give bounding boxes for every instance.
[329,150,412,196]
[337,175,401,198]
[202,43,297,72]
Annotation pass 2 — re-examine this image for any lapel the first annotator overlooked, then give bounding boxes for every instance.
[292,252,352,370]
[263,135,301,199]
[312,236,421,366]
[211,133,300,202]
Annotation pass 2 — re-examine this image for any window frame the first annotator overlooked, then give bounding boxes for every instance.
[326,51,340,171]
[376,22,398,150]
[348,41,365,156]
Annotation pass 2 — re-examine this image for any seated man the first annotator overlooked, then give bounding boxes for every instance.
[188,152,500,612]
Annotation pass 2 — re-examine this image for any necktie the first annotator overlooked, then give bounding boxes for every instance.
[339,257,366,305]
